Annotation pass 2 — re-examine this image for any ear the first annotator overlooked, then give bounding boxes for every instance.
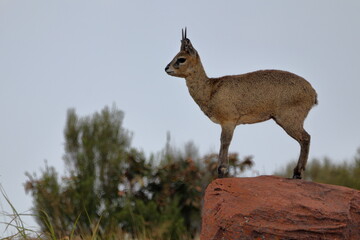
[186,42,197,56]
[183,39,197,56]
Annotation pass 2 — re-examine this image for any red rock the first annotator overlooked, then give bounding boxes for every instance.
[201,176,360,240]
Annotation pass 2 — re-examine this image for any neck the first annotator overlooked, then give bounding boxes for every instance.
[185,58,211,107]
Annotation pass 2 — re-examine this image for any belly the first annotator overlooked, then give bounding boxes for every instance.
[237,114,272,124]
[207,108,272,125]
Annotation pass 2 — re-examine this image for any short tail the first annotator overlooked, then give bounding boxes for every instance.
[314,93,318,105]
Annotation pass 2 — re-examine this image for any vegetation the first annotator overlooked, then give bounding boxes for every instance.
[2,105,359,239]
[275,149,360,190]
[22,105,253,240]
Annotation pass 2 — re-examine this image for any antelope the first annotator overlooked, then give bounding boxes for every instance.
[165,29,317,179]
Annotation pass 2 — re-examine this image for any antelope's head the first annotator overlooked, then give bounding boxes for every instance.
[165,28,199,78]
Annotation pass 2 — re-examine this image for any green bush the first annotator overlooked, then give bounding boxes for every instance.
[25,105,253,239]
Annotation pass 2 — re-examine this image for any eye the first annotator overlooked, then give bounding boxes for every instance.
[177,58,186,63]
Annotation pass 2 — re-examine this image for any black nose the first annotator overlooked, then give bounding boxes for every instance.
[165,64,169,72]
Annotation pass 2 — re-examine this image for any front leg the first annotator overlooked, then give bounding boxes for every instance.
[218,124,236,178]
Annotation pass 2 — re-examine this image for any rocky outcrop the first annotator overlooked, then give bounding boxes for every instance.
[201,176,360,240]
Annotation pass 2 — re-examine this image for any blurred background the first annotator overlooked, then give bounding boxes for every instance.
[1,0,359,238]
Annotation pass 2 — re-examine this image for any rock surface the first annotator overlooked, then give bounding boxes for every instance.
[201,176,360,240]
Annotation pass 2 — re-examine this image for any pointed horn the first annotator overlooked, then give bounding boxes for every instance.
[182,28,184,40]
[185,27,187,39]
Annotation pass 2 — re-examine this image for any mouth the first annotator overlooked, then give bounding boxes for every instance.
[165,67,175,75]
[165,70,175,75]
[165,65,175,75]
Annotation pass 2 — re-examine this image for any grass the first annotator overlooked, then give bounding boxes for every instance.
[0,184,44,240]
[0,185,199,240]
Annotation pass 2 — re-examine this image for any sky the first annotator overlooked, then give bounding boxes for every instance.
[1,0,360,234]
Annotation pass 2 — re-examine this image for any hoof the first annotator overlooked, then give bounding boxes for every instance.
[292,174,302,179]
[217,166,228,178]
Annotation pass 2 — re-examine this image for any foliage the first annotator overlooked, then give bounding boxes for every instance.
[275,149,360,190]
[24,106,253,239]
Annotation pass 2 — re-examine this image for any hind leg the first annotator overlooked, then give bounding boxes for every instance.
[273,112,311,179]
[292,130,310,179]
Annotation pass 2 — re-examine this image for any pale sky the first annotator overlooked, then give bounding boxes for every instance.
[1,0,360,234]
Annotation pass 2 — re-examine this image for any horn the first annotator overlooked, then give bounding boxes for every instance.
[182,28,184,40]
[185,27,187,39]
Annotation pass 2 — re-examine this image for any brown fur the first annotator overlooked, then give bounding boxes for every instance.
[165,30,317,179]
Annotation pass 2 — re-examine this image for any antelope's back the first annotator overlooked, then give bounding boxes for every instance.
[209,70,317,114]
